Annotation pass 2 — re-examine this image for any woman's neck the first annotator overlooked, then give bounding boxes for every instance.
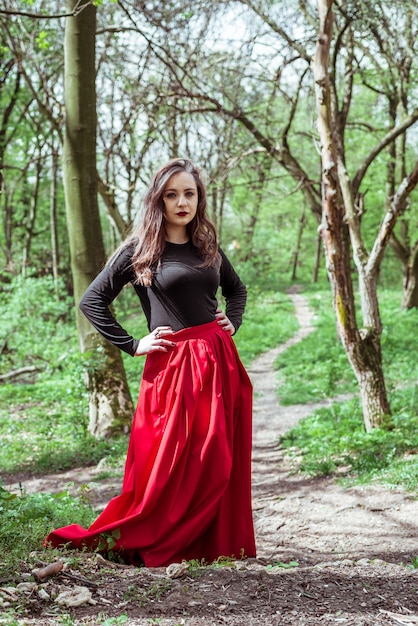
[165,227,189,244]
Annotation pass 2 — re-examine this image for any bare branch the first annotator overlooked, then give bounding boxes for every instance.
[368,160,418,274]
[389,231,410,266]
[282,67,310,138]
[0,0,93,19]
[352,109,418,196]
[238,0,312,63]
[0,366,42,382]
[97,175,127,237]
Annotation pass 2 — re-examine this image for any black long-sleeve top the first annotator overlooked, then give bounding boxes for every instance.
[79,240,247,356]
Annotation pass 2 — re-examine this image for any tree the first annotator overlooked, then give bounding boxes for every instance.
[0,34,28,270]
[63,0,133,437]
[313,0,418,431]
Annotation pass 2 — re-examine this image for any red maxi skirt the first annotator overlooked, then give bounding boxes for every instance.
[45,321,256,567]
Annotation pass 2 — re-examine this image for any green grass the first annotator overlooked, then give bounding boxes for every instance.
[379,291,418,387]
[280,395,418,489]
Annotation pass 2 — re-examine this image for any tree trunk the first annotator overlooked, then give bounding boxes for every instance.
[50,144,60,298]
[401,243,418,309]
[22,146,42,277]
[346,271,391,431]
[291,206,307,281]
[384,95,418,310]
[64,0,133,437]
[241,157,271,261]
[3,188,14,271]
[313,0,392,431]
[312,233,322,283]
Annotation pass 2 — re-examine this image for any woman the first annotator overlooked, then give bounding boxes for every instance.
[45,158,256,567]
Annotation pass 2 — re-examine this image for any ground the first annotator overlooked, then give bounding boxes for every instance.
[1,294,417,625]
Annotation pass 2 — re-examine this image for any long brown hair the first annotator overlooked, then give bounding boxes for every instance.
[125,158,219,286]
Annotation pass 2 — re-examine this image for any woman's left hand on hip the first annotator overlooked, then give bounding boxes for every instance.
[215,308,235,334]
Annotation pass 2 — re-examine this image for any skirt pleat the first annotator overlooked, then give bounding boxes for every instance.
[45,320,256,567]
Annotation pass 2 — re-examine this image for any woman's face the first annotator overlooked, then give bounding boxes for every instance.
[162,171,198,236]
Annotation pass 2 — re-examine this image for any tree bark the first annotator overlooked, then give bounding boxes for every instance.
[388,162,418,308]
[0,57,22,271]
[312,234,322,283]
[314,0,392,431]
[64,0,133,437]
[49,144,60,297]
[401,243,418,308]
[292,206,307,281]
[22,142,42,277]
[383,95,418,309]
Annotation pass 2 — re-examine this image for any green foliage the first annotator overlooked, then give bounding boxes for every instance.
[0,610,21,626]
[97,528,123,562]
[379,292,418,386]
[275,288,418,406]
[0,275,76,373]
[225,162,323,291]
[35,30,50,50]
[100,616,129,626]
[93,0,118,5]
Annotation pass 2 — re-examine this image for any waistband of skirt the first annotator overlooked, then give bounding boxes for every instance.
[170,320,222,342]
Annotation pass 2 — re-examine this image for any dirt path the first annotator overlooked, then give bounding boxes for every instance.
[4,294,418,625]
[249,293,417,566]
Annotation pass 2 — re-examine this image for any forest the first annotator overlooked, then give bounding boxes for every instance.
[0,1,417,624]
